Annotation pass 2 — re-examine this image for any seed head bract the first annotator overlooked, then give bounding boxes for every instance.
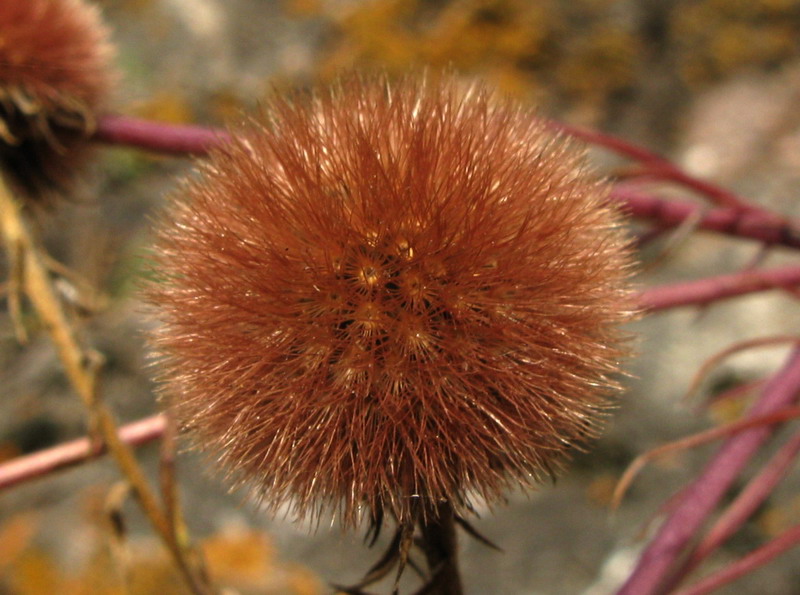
[0,0,115,201]
[148,73,635,527]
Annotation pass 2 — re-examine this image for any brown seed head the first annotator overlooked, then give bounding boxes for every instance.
[148,74,635,527]
[0,0,115,201]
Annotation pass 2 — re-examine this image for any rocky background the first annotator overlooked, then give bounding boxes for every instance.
[2,0,800,593]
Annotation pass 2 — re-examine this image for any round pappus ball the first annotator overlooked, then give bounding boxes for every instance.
[147,73,636,528]
[0,0,115,202]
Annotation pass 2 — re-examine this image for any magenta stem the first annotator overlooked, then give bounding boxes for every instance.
[617,347,800,595]
[675,522,800,595]
[614,188,800,250]
[683,429,800,575]
[0,414,166,490]
[639,265,800,312]
[94,114,229,155]
[551,121,754,212]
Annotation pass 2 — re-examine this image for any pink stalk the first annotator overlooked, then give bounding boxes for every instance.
[0,414,166,490]
[613,188,800,250]
[617,347,800,595]
[684,430,800,574]
[552,121,753,212]
[94,114,229,155]
[639,265,800,312]
[674,522,800,595]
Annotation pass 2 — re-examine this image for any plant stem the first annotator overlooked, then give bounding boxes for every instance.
[550,121,755,212]
[95,113,229,155]
[613,188,800,250]
[0,174,211,594]
[0,414,165,490]
[617,347,800,594]
[419,501,464,595]
[639,264,800,311]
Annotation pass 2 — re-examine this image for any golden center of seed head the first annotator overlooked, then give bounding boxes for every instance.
[321,229,449,367]
[358,263,380,288]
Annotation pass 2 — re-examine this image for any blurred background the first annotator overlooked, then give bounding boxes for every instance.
[2,0,800,593]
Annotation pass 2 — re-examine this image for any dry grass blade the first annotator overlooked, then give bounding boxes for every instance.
[105,481,133,590]
[0,171,212,594]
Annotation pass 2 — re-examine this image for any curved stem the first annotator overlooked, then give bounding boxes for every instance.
[614,188,800,250]
[551,121,755,212]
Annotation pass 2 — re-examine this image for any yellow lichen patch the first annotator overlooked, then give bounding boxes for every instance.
[131,91,195,125]
[289,0,800,118]
[205,527,324,594]
[203,527,275,587]
[555,25,640,101]
[672,0,800,85]
[282,0,323,18]
[0,513,39,574]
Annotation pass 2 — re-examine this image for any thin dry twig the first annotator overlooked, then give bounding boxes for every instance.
[682,336,800,402]
[0,173,211,594]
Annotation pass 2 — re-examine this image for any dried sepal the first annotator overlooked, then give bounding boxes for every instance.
[148,73,636,528]
[0,0,115,202]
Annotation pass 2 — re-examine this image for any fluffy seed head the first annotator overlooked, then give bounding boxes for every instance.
[148,74,635,526]
[0,0,115,201]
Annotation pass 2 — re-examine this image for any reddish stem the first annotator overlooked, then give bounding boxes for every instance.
[639,265,800,312]
[1,266,798,491]
[0,414,166,490]
[617,347,800,595]
[675,523,800,595]
[614,188,800,250]
[684,430,800,575]
[94,114,229,155]
[552,121,754,212]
